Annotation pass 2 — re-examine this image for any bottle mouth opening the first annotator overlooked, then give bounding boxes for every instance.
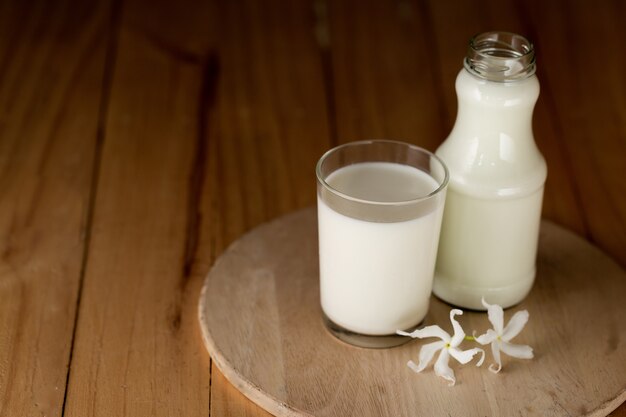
[464,31,536,82]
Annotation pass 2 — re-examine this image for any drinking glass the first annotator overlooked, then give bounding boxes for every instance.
[316,140,448,348]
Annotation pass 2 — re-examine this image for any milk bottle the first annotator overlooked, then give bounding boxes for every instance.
[434,32,547,310]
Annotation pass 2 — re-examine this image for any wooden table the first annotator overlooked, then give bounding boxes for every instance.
[1,0,624,416]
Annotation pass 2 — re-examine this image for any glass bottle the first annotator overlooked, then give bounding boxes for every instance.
[433,31,547,310]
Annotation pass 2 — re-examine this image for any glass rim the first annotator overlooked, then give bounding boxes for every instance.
[315,139,449,206]
[464,31,536,82]
[469,31,535,59]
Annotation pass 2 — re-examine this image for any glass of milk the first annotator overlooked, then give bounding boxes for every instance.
[316,140,448,348]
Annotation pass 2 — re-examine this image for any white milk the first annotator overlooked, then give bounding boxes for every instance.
[318,162,444,336]
[434,57,547,310]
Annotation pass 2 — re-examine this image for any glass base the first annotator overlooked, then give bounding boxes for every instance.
[322,313,421,349]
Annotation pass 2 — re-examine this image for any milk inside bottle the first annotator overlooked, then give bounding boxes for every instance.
[434,32,547,310]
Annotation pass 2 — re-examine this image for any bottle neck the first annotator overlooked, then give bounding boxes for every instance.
[435,31,546,198]
[452,69,539,137]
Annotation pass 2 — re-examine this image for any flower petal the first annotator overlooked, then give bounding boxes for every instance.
[476,348,485,366]
[501,310,529,342]
[489,341,502,373]
[500,341,534,359]
[449,347,485,365]
[410,340,446,372]
[449,309,466,347]
[474,329,498,345]
[407,360,421,373]
[434,349,455,386]
[397,325,450,341]
[482,298,504,334]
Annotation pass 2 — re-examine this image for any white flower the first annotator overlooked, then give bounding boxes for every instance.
[397,309,485,386]
[475,298,534,373]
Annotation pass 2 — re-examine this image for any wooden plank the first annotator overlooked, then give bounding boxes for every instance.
[202,0,333,415]
[62,1,216,416]
[328,0,446,149]
[212,369,275,417]
[0,0,112,415]
[516,0,626,266]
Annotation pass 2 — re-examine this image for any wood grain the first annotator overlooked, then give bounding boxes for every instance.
[328,0,446,148]
[200,208,626,417]
[199,1,332,416]
[519,0,626,265]
[0,0,111,415]
[62,1,215,415]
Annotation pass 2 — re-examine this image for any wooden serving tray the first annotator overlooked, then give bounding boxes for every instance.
[198,207,626,417]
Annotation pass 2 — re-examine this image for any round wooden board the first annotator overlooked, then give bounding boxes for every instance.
[198,207,626,417]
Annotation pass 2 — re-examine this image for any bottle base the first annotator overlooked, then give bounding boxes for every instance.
[432,271,535,310]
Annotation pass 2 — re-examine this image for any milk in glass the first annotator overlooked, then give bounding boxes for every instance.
[318,162,445,335]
